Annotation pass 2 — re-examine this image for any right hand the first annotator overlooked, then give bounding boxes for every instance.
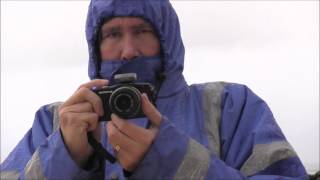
[59,79,108,167]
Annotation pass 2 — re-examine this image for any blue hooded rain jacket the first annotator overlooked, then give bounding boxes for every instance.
[1,0,308,179]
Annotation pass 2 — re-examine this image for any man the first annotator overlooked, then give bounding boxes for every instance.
[1,0,308,179]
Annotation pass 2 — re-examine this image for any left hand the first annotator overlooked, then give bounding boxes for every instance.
[106,93,162,171]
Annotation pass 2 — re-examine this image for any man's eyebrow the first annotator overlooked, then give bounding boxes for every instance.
[100,22,154,36]
[101,26,121,33]
[132,22,154,30]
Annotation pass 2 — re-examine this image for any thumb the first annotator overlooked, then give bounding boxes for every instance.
[141,93,162,127]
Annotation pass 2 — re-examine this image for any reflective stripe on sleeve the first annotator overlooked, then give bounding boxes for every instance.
[202,82,227,157]
[173,139,211,180]
[47,102,63,132]
[0,171,19,180]
[24,149,46,180]
[240,141,297,176]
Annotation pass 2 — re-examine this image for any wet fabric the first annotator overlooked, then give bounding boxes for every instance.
[0,83,308,179]
[0,0,308,179]
[86,0,187,98]
[99,60,128,81]
[100,56,163,89]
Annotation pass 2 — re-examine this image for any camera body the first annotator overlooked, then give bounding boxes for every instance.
[94,73,156,121]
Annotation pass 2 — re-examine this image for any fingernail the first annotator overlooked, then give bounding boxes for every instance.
[142,93,149,100]
[98,78,108,83]
[111,113,118,120]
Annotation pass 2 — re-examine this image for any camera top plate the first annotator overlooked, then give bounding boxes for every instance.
[114,73,137,83]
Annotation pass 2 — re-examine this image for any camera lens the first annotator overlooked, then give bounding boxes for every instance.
[109,86,141,118]
[115,95,131,110]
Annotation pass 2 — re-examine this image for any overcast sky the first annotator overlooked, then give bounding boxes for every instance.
[1,1,319,173]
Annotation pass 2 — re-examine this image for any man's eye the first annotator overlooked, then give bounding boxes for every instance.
[102,32,121,39]
[136,29,153,35]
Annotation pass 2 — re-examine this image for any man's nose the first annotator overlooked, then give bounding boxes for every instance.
[120,36,140,60]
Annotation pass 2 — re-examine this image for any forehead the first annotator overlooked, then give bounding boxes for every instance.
[101,17,154,30]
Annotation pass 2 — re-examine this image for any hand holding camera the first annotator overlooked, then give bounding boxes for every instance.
[93,73,156,121]
[58,79,108,167]
[106,90,162,171]
[94,73,162,170]
[59,74,162,169]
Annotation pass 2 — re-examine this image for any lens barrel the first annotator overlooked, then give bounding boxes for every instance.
[109,86,141,118]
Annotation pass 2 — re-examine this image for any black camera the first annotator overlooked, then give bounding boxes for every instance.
[94,73,156,121]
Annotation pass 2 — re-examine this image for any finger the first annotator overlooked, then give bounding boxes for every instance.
[106,122,142,154]
[63,87,103,116]
[78,79,108,90]
[141,93,162,127]
[63,112,99,132]
[62,120,90,144]
[60,102,93,114]
[115,146,141,171]
[81,113,100,132]
[111,114,154,145]
[116,148,137,171]
[106,121,151,171]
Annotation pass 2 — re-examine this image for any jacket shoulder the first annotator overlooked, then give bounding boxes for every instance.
[45,102,63,114]
[190,81,246,93]
[34,102,63,133]
[190,82,258,107]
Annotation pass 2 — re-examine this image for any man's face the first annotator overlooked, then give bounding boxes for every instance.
[99,17,161,61]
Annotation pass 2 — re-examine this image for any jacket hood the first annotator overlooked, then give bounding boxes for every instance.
[86,0,187,98]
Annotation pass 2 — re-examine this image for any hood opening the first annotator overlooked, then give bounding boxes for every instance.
[86,0,187,98]
[92,16,165,79]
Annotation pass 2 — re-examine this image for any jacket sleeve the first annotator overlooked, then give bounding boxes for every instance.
[129,83,308,180]
[0,102,104,180]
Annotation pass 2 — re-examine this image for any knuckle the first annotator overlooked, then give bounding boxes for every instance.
[91,101,100,111]
[58,108,65,118]
[92,113,99,120]
[78,86,89,95]
[92,96,102,106]
[78,84,84,89]
[63,113,74,121]
[58,103,65,112]
[60,112,73,127]
[90,114,99,124]
[85,102,93,111]
[78,83,88,90]
[59,110,68,121]
[92,79,100,84]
